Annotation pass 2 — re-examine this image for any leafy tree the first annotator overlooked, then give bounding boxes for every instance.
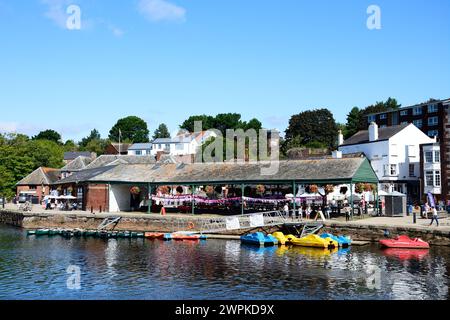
[358,97,401,129]
[64,140,78,152]
[179,115,215,133]
[25,140,64,168]
[109,116,150,143]
[285,109,338,149]
[80,129,101,148]
[344,107,362,139]
[0,165,15,198]
[214,113,244,135]
[33,129,62,144]
[243,118,263,131]
[152,123,171,140]
[83,139,109,156]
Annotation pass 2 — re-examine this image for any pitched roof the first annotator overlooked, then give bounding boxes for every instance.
[73,157,378,185]
[128,143,153,150]
[109,143,131,152]
[64,152,92,160]
[55,166,117,185]
[341,123,410,146]
[16,167,61,186]
[61,156,93,171]
[85,155,156,169]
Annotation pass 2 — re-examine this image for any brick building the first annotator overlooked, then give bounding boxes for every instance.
[16,167,61,204]
[365,98,450,202]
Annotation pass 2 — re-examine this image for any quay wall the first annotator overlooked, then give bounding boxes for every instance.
[1,210,450,246]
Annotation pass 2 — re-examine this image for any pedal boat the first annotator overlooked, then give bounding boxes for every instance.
[271,232,289,245]
[240,232,278,246]
[320,233,352,247]
[144,232,165,239]
[286,234,338,249]
[379,235,429,249]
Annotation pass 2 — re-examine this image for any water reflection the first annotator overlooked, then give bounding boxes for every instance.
[0,226,449,300]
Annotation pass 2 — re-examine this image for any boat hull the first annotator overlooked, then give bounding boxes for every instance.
[287,234,338,248]
[379,235,429,249]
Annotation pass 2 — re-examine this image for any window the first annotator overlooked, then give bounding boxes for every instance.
[401,121,409,125]
[428,130,439,138]
[380,125,387,128]
[390,164,397,176]
[428,104,438,113]
[158,144,162,149]
[428,116,438,126]
[135,150,142,155]
[379,114,387,120]
[368,115,376,123]
[409,164,415,177]
[425,151,433,163]
[413,107,423,115]
[435,171,441,187]
[29,186,37,190]
[176,144,184,150]
[435,151,440,163]
[425,171,434,187]
[413,119,422,128]
[400,110,409,116]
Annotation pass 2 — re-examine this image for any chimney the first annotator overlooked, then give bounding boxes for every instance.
[337,130,344,146]
[369,122,379,142]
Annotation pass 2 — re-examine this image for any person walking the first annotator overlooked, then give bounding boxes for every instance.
[430,206,439,227]
[283,203,290,218]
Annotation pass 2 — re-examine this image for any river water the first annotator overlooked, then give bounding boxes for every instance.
[0,225,449,300]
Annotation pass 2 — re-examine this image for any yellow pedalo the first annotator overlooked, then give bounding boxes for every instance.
[286,234,338,249]
[271,232,289,245]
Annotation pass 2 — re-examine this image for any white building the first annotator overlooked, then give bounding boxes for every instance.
[128,131,217,158]
[338,122,436,201]
[421,142,442,197]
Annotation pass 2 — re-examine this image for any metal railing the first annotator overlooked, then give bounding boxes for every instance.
[196,210,287,234]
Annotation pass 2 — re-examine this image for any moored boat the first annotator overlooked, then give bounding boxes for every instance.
[320,233,352,247]
[379,235,430,249]
[35,229,50,236]
[144,232,165,239]
[27,230,36,236]
[271,232,289,245]
[240,232,278,246]
[286,234,338,249]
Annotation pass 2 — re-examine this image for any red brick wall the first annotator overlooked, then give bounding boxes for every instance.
[16,185,50,203]
[85,184,109,212]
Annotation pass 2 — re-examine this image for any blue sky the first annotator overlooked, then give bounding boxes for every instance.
[0,0,449,142]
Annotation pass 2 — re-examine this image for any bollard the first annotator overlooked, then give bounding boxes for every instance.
[91,206,93,214]
[413,211,417,224]
[100,206,102,213]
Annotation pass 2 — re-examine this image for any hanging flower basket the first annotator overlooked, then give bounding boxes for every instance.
[308,185,319,194]
[256,184,265,195]
[130,186,141,195]
[158,186,169,195]
[364,183,373,192]
[205,186,215,195]
[355,183,365,194]
[324,184,334,194]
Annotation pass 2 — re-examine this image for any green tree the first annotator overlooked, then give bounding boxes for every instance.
[213,113,244,135]
[109,116,150,143]
[64,140,78,152]
[358,97,402,129]
[33,129,62,144]
[285,109,338,149]
[242,118,263,131]
[80,129,101,148]
[0,165,15,198]
[152,123,171,140]
[83,139,108,155]
[26,140,64,168]
[179,115,215,133]
[344,107,362,139]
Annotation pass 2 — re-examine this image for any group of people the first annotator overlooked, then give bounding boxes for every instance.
[282,203,332,220]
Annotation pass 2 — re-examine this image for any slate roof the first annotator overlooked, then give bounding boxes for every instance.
[61,156,93,171]
[85,155,156,169]
[341,123,410,146]
[64,152,92,161]
[128,143,153,150]
[71,157,377,185]
[16,167,61,186]
[54,166,117,185]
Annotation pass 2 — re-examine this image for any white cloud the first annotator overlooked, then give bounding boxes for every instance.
[138,0,186,23]
[41,0,124,37]
[41,0,71,29]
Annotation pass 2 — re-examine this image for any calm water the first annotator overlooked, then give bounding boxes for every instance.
[0,225,449,300]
